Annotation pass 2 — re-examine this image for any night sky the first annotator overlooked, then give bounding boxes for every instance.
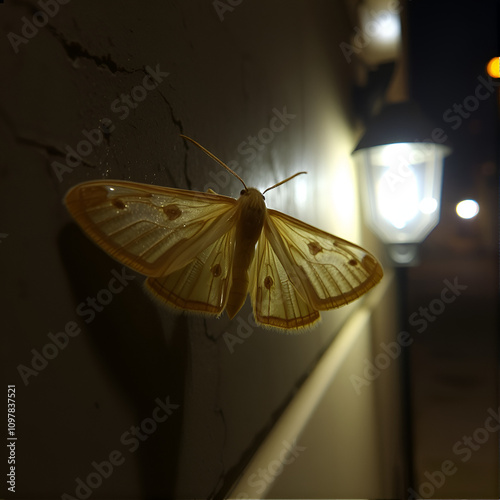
[408,0,498,203]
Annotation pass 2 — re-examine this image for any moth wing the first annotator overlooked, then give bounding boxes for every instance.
[145,226,236,315]
[250,230,320,330]
[264,209,383,312]
[65,180,238,277]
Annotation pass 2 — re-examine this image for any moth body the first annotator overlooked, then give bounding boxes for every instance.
[226,188,267,318]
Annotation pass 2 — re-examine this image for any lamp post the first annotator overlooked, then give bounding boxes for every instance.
[352,100,452,496]
[353,101,451,265]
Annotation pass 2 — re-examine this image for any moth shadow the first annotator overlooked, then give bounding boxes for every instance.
[59,223,187,498]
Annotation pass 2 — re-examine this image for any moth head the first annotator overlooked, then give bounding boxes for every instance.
[240,188,265,201]
[239,187,266,208]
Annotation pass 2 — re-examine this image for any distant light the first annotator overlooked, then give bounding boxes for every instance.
[486,57,500,78]
[456,199,479,219]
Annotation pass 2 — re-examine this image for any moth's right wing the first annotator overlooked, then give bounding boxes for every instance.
[250,229,320,330]
[250,209,383,330]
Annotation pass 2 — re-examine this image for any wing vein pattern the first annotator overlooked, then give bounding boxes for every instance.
[249,210,383,329]
[65,180,237,277]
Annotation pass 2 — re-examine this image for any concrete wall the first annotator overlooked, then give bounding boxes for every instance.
[2,1,396,498]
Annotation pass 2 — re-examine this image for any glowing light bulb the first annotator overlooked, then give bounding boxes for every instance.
[456,199,479,219]
[372,12,400,42]
[377,166,419,229]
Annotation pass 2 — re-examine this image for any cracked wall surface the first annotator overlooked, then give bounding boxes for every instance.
[2,1,389,498]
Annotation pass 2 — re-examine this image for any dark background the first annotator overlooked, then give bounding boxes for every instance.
[407,2,499,496]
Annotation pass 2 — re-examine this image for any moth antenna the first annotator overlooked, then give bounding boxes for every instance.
[263,171,307,194]
[180,135,248,190]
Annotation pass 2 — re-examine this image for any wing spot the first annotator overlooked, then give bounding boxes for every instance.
[163,204,182,220]
[348,259,358,266]
[264,276,274,289]
[112,199,126,210]
[308,241,322,255]
[211,264,222,277]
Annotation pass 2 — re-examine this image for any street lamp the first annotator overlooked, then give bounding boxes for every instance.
[353,101,452,265]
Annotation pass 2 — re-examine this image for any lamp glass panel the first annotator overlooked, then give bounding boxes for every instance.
[356,142,447,244]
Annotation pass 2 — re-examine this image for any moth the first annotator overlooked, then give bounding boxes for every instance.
[65,135,383,330]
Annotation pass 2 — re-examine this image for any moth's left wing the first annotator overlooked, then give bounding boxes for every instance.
[264,209,383,312]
